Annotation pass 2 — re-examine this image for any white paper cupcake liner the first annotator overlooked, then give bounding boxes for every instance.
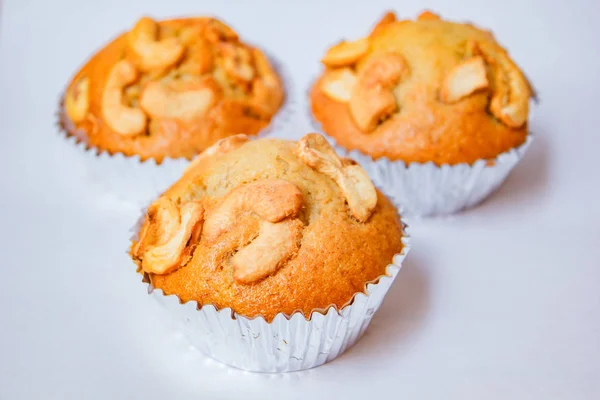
[57,51,295,210]
[130,206,410,372]
[331,136,533,217]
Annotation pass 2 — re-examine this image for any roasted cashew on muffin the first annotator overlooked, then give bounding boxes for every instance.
[60,16,284,162]
[311,10,535,165]
[130,133,405,321]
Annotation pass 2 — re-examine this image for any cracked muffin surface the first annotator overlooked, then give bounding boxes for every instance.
[310,10,533,165]
[130,133,404,321]
[60,16,284,162]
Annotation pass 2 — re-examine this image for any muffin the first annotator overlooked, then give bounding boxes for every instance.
[310,10,534,216]
[59,16,285,204]
[129,133,410,372]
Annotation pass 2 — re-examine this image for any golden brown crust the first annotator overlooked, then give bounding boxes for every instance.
[61,17,284,162]
[130,134,404,321]
[310,11,532,165]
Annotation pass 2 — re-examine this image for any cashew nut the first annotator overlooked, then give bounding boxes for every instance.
[217,42,255,83]
[321,38,370,68]
[296,134,377,222]
[65,77,90,123]
[128,17,184,71]
[475,41,531,128]
[134,198,204,275]
[203,179,304,284]
[488,60,530,128]
[417,10,441,21]
[102,60,147,136]
[184,134,249,174]
[139,76,220,120]
[203,179,303,241]
[134,197,180,258]
[358,52,407,88]
[440,56,489,103]
[348,52,406,132]
[349,85,397,132]
[370,11,397,37]
[204,18,238,43]
[232,219,304,284]
[320,68,357,102]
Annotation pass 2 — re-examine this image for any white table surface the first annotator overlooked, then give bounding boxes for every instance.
[1,0,599,398]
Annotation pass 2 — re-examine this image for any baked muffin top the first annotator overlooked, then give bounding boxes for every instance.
[310,10,534,165]
[60,17,284,162]
[130,133,404,321]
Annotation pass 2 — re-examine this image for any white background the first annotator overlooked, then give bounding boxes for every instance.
[1,0,599,399]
